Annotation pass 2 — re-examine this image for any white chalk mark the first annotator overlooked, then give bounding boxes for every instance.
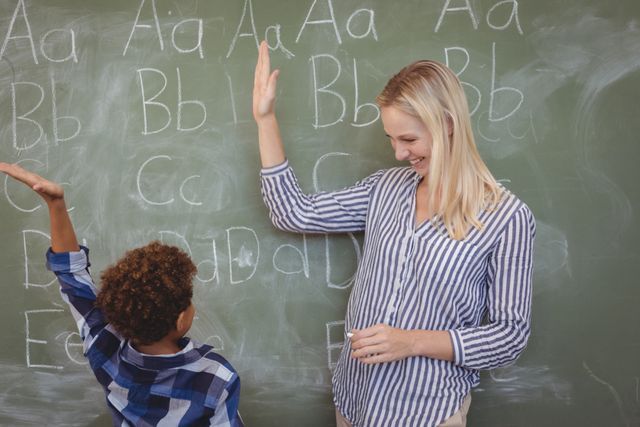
[59,332,86,365]
[296,0,342,44]
[310,54,346,129]
[204,335,224,350]
[123,0,164,56]
[225,72,238,124]
[435,0,478,33]
[40,28,77,63]
[325,233,360,289]
[1,0,38,64]
[273,234,309,277]
[59,182,74,212]
[476,110,500,142]
[326,320,346,370]
[489,368,518,382]
[346,8,378,41]
[179,175,202,206]
[136,155,175,205]
[486,0,523,35]
[171,18,204,59]
[25,309,64,370]
[489,42,524,122]
[22,229,56,289]
[137,68,171,135]
[158,230,193,256]
[226,227,259,284]
[312,152,350,191]
[583,361,630,427]
[226,0,259,58]
[351,58,380,127]
[50,73,81,144]
[12,81,45,151]
[196,238,219,285]
[265,24,295,59]
[4,159,44,213]
[176,67,207,132]
[444,47,481,116]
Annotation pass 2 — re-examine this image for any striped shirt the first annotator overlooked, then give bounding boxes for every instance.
[261,161,535,427]
[46,247,244,427]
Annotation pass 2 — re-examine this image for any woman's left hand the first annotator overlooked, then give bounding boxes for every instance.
[349,324,416,364]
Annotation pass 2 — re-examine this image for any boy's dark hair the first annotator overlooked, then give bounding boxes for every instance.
[96,241,197,345]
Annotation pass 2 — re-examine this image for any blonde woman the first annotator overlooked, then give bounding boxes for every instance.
[253,41,535,427]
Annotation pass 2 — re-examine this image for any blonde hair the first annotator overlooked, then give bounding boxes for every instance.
[377,60,502,240]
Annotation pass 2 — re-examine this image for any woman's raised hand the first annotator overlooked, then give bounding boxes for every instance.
[0,162,64,204]
[253,41,280,123]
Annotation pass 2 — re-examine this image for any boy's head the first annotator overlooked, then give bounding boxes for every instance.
[96,241,197,345]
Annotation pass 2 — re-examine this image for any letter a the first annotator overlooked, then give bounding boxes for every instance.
[226,0,259,58]
[296,0,342,44]
[1,0,38,64]
[123,0,163,56]
[434,0,478,32]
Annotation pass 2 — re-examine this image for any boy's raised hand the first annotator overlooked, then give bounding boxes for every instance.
[0,162,64,204]
[0,162,78,252]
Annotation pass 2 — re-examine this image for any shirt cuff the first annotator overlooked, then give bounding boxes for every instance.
[46,246,90,273]
[448,329,466,366]
[260,159,289,177]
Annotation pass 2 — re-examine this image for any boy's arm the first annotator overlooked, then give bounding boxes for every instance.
[0,162,79,253]
[1,163,105,347]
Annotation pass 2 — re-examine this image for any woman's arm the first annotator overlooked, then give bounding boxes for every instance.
[254,40,384,234]
[350,325,454,364]
[253,40,285,168]
[449,206,535,369]
[351,206,535,368]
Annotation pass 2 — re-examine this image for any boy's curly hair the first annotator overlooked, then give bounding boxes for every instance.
[96,241,196,345]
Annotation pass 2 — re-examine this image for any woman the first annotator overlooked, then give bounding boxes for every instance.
[253,41,535,427]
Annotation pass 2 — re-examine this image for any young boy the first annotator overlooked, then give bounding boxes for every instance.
[0,163,243,426]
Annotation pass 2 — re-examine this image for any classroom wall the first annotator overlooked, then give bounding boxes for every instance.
[1,1,639,425]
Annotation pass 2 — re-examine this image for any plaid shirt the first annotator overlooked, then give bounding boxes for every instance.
[46,247,244,427]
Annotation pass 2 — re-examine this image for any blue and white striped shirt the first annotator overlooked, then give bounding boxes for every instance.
[46,247,244,427]
[261,161,535,427]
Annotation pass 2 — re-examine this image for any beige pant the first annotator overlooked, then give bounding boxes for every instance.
[335,394,471,427]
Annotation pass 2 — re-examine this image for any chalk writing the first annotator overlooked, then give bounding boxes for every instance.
[136,68,207,135]
[226,0,259,58]
[59,331,86,366]
[435,0,478,33]
[123,0,203,58]
[4,159,44,213]
[11,76,81,151]
[296,0,342,44]
[325,320,346,369]
[158,231,219,285]
[227,227,260,285]
[22,229,56,289]
[25,309,64,370]
[136,155,204,206]
[1,0,77,64]
[310,55,379,129]
[273,234,310,277]
[436,0,523,34]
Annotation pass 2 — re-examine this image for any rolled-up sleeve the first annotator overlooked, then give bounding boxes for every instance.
[46,247,107,350]
[260,160,384,234]
[450,205,535,369]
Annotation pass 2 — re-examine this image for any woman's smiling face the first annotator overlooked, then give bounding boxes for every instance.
[381,106,433,177]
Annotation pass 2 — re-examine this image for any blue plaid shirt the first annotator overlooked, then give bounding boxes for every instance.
[46,247,244,427]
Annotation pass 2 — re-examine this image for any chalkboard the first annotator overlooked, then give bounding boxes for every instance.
[1,0,639,426]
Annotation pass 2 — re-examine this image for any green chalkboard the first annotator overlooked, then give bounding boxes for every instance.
[1,0,639,426]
